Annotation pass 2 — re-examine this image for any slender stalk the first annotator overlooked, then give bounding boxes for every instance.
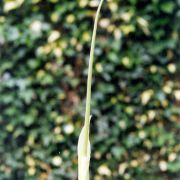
[78,0,104,179]
[83,0,104,156]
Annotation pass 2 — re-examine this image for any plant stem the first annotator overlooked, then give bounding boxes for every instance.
[78,1,104,179]
[83,0,104,156]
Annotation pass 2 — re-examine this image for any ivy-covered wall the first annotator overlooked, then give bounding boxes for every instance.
[0,0,180,179]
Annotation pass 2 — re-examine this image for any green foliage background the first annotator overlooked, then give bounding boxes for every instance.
[0,0,180,179]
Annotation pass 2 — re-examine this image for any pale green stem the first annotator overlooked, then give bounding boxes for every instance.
[83,0,104,156]
[78,1,104,179]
